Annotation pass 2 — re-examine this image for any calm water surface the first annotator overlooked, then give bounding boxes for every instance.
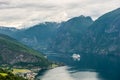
[37,51,119,80]
[37,66,104,80]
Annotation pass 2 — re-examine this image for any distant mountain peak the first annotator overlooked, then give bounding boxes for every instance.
[114,7,120,11]
[66,15,93,25]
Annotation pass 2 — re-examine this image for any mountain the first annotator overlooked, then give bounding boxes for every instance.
[83,8,120,57]
[0,8,120,57]
[0,22,60,52]
[0,27,18,38]
[49,15,93,52]
[0,34,50,68]
[78,8,120,76]
[47,8,120,71]
[16,22,59,51]
[0,17,93,53]
[70,8,120,71]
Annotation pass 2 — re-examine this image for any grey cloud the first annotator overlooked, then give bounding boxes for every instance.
[0,0,119,28]
[0,2,9,5]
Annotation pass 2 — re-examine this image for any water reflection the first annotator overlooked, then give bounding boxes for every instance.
[37,66,105,80]
[37,66,74,80]
[41,51,120,80]
[70,71,101,80]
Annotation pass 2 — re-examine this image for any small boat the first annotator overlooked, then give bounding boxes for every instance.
[72,53,80,61]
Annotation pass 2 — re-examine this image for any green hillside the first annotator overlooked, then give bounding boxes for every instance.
[0,34,50,68]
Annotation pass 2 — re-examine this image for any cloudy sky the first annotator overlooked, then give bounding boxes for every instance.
[0,0,120,28]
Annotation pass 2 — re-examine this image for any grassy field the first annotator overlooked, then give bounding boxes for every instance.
[51,64,59,68]
[0,73,8,76]
[13,69,31,74]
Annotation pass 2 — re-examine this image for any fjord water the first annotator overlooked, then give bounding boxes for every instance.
[36,52,120,80]
[37,66,103,80]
